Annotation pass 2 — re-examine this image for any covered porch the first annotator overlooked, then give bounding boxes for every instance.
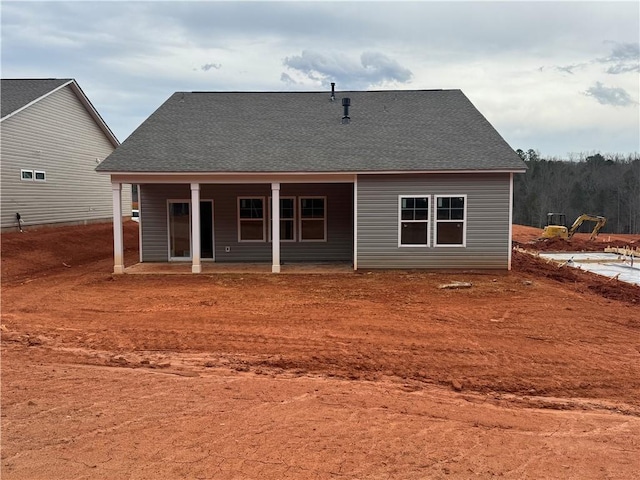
[110,173,357,274]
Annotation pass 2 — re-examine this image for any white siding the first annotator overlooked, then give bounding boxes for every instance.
[0,85,131,229]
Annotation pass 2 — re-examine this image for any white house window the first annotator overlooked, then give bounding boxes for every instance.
[299,197,326,241]
[268,197,296,242]
[435,195,466,246]
[399,196,430,246]
[34,170,46,181]
[238,197,265,242]
[21,169,34,181]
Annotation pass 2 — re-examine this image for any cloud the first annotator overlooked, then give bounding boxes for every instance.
[553,63,588,75]
[597,42,639,74]
[200,63,221,72]
[282,50,412,89]
[280,72,297,85]
[584,82,636,107]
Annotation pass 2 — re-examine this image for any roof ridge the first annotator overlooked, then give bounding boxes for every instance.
[183,88,456,94]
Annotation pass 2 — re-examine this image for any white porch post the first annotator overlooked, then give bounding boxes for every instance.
[353,175,358,271]
[191,183,201,273]
[271,182,281,273]
[508,173,514,271]
[112,182,125,274]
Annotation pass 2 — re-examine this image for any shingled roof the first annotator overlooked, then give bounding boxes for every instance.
[1,78,119,147]
[97,89,526,173]
[1,78,72,119]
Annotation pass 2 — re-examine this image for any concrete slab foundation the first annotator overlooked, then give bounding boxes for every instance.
[539,252,640,286]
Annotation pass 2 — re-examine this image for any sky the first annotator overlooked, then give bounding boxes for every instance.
[1,0,639,158]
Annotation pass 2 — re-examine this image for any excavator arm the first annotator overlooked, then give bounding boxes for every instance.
[567,214,607,240]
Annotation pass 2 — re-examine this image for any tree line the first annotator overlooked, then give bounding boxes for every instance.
[513,150,640,234]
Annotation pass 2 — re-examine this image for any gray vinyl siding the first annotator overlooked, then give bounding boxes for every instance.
[0,85,131,229]
[140,183,353,263]
[139,184,189,261]
[357,173,511,269]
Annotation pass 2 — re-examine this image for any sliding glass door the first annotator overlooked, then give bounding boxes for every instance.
[168,201,191,260]
[168,200,215,261]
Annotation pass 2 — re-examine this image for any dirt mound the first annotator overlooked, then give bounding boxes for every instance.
[523,236,607,252]
[512,224,640,252]
[1,221,139,283]
[511,224,543,242]
[512,249,640,304]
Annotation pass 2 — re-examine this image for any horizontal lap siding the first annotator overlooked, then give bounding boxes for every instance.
[140,184,190,261]
[0,86,131,229]
[280,183,353,262]
[140,183,353,263]
[204,184,271,262]
[357,173,511,269]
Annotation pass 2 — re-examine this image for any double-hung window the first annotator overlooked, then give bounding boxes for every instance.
[435,195,466,246]
[299,197,326,241]
[268,197,296,242]
[238,197,265,242]
[399,196,430,246]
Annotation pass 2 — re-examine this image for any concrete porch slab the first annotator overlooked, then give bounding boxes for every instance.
[123,262,354,275]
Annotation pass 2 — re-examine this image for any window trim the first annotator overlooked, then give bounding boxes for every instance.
[34,170,46,182]
[268,196,297,243]
[237,196,266,242]
[21,169,34,181]
[298,196,327,242]
[398,195,431,248]
[434,194,467,247]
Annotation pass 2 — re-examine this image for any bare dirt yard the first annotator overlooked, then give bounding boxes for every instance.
[2,222,640,479]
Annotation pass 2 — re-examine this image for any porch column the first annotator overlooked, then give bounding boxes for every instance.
[112,182,125,274]
[353,175,358,271]
[191,183,201,273]
[272,182,281,273]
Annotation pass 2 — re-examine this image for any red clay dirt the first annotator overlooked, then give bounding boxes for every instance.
[2,222,639,479]
[512,224,639,252]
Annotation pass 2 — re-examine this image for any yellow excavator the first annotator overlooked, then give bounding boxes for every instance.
[540,213,607,241]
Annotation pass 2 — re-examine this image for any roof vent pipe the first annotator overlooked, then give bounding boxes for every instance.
[330,82,336,101]
[341,97,350,124]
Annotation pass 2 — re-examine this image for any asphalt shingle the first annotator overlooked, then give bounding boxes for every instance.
[1,79,72,119]
[97,89,526,173]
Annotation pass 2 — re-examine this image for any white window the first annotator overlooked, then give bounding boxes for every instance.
[34,170,46,181]
[299,197,326,242]
[21,169,33,181]
[435,195,467,246]
[398,196,430,246]
[238,197,265,242]
[268,197,296,242]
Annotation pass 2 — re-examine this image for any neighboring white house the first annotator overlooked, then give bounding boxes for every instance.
[0,78,131,231]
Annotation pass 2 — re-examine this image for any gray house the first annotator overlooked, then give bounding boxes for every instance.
[97,88,526,273]
[0,78,131,231]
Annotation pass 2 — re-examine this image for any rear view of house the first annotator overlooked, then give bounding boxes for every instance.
[0,78,131,230]
[97,87,526,273]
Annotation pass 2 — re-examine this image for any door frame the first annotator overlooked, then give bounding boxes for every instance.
[167,199,191,261]
[200,199,215,262]
[166,199,215,262]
